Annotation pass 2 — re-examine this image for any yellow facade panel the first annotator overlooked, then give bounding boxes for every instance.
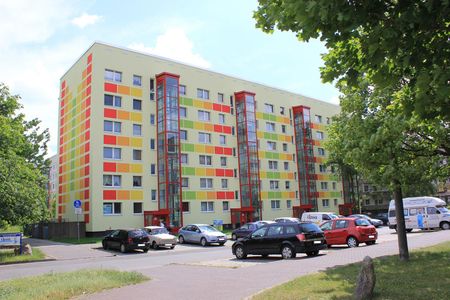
[130,190,143,200]
[197,191,207,200]
[131,112,142,122]
[195,144,205,153]
[130,87,143,97]
[130,164,143,173]
[131,138,142,147]
[195,168,206,176]
[194,122,203,130]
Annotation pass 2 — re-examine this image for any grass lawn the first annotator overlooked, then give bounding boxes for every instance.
[0,269,148,300]
[0,248,46,264]
[50,236,103,245]
[253,241,450,300]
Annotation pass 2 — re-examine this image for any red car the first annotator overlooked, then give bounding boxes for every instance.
[319,217,378,248]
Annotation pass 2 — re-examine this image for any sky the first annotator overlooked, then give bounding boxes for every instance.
[0,0,339,156]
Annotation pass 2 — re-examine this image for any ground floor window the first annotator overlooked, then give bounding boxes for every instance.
[103,202,121,215]
[133,202,143,214]
[223,201,229,211]
[182,202,190,212]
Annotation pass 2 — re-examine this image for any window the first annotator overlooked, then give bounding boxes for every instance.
[235,190,239,200]
[220,157,227,167]
[201,201,214,212]
[332,182,337,190]
[150,139,155,150]
[284,162,289,170]
[104,121,121,133]
[268,160,278,170]
[133,99,142,110]
[133,124,142,136]
[151,189,157,201]
[287,200,292,209]
[366,199,370,205]
[335,220,348,229]
[218,93,224,103]
[264,103,274,113]
[281,125,286,133]
[364,185,369,192]
[150,114,155,125]
[150,164,156,175]
[267,141,276,151]
[223,201,229,211]
[219,135,226,145]
[182,177,189,188]
[197,88,209,99]
[133,176,142,187]
[221,178,228,189]
[316,131,324,140]
[285,181,290,189]
[322,199,329,207]
[219,114,225,124]
[266,122,275,132]
[200,178,213,189]
[104,94,121,107]
[179,107,187,119]
[199,155,212,166]
[133,202,143,214]
[318,148,325,156]
[326,117,330,124]
[271,200,281,209]
[198,110,210,121]
[334,199,338,206]
[103,202,121,215]
[282,143,288,152]
[150,79,155,100]
[270,180,279,190]
[181,154,188,164]
[179,85,186,95]
[103,175,121,187]
[315,115,322,123]
[105,69,121,82]
[319,164,327,172]
[180,130,187,140]
[133,75,142,86]
[103,147,121,159]
[321,182,328,190]
[199,132,211,144]
[182,201,190,212]
[133,149,142,161]
[280,106,285,115]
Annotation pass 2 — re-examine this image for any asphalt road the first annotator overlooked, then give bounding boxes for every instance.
[1,227,449,299]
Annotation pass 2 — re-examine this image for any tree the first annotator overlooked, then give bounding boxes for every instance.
[0,83,50,228]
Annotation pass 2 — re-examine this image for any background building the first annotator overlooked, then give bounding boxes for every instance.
[58,42,347,234]
[47,154,58,218]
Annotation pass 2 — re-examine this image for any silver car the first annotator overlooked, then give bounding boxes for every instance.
[143,226,177,249]
[178,224,227,247]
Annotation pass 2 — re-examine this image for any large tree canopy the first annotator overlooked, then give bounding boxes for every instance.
[254,0,450,122]
[0,83,50,227]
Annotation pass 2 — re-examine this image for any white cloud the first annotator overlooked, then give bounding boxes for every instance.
[71,13,102,29]
[129,28,211,69]
[329,94,341,105]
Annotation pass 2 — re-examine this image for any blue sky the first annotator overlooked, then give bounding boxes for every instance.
[0,0,339,155]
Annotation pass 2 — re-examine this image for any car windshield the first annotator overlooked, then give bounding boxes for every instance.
[355,219,371,226]
[300,223,322,233]
[438,207,449,213]
[129,229,147,237]
[199,226,219,232]
[152,228,169,234]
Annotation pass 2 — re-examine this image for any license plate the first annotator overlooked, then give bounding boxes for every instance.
[219,238,225,241]
[314,241,321,244]
[368,235,374,239]
[138,244,145,247]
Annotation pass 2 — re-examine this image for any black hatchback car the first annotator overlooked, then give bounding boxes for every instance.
[102,229,150,253]
[232,222,326,259]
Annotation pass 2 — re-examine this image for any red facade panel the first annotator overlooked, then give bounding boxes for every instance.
[104,83,117,93]
[223,148,232,155]
[103,190,116,200]
[104,162,116,172]
[104,108,117,118]
[104,135,116,145]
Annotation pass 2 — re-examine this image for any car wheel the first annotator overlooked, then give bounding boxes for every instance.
[440,222,450,230]
[347,236,359,248]
[102,241,108,250]
[232,233,237,240]
[120,243,126,253]
[152,241,159,250]
[306,250,319,257]
[170,245,175,249]
[234,245,247,259]
[366,241,376,245]
[143,248,149,253]
[200,238,208,247]
[281,245,295,259]
[178,235,185,244]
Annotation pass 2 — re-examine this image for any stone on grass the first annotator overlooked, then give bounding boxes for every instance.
[23,244,32,255]
[354,256,376,300]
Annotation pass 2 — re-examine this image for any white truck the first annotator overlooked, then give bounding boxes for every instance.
[388,196,450,231]
[300,212,339,225]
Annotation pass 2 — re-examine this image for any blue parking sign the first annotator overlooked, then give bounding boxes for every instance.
[74,200,82,208]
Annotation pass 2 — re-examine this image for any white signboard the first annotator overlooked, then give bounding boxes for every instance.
[0,232,22,246]
[75,207,83,215]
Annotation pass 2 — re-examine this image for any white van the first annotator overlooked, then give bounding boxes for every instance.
[301,212,339,225]
[388,196,450,231]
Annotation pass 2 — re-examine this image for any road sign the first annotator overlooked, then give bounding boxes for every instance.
[75,207,82,215]
[73,200,82,208]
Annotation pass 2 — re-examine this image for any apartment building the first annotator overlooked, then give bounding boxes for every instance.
[58,42,348,234]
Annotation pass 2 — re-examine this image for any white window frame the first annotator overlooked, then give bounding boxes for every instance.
[104,94,121,107]
[266,122,275,132]
[103,147,121,160]
[199,155,212,166]
[198,110,211,121]
[103,175,121,187]
[105,69,122,82]
[270,180,279,190]
[221,178,228,189]
[133,75,142,86]
[271,200,281,209]
[180,107,187,118]
[197,88,209,100]
[199,132,211,144]
[133,176,142,187]
[201,201,214,212]
[103,202,122,215]
[267,141,277,151]
[316,131,324,140]
[200,178,213,189]
[181,153,188,165]
[133,124,142,136]
[133,149,142,161]
[104,121,121,134]
[264,103,274,113]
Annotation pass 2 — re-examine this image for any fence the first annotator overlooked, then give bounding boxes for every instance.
[29,222,86,239]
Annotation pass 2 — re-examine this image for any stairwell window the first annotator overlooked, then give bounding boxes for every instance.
[316,131,324,140]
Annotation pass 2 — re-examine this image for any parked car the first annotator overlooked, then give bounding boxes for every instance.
[371,212,389,226]
[300,212,339,225]
[348,214,383,227]
[320,218,378,248]
[143,226,177,249]
[178,224,227,246]
[102,229,150,253]
[231,221,275,240]
[274,217,301,223]
[232,222,326,259]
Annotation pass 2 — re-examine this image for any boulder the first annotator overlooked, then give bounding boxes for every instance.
[23,243,32,255]
[354,256,376,300]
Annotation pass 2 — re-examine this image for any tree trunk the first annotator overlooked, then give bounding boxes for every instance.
[393,180,409,261]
